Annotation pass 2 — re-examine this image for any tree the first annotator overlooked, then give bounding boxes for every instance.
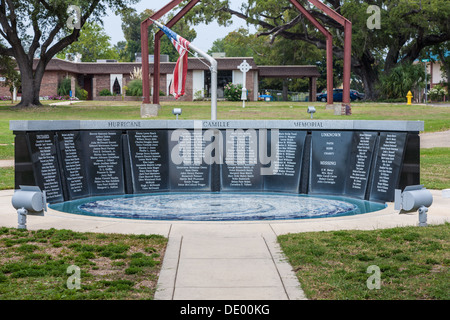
[430,41,450,87]
[119,8,197,62]
[208,28,254,57]
[114,40,127,61]
[119,8,155,62]
[0,0,137,108]
[56,22,118,62]
[378,62,425,100]
[0,52,20,102]
[206,27,340,93]
[185,0,450,100]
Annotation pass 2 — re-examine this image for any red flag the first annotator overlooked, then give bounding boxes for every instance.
[157,24,190,99]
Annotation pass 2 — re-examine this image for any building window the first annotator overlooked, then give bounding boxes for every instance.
[204,70,232,98]
[110,74,123,95]
[112,78,121,95]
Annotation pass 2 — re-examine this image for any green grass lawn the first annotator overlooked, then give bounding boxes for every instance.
[0,100,449,300]
[420,148,450,189]
[0,227,167,300]
[1,100,449,159]
[278,223,449,300]
[0,167,13,190]
[1,100,448,190]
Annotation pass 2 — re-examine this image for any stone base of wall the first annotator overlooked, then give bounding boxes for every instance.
[141,103,160,118]
[331,104,352,116]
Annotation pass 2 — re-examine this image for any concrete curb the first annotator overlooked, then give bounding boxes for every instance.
[1,189,449,300]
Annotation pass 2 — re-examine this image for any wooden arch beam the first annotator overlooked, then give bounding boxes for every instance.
[302,0,352,104]
[152,0,201,105]
[290,0,334,104]
[140,0,185,104]
[141,0,352,106]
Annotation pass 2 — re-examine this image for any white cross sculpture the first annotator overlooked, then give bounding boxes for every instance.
[238,60,252,108]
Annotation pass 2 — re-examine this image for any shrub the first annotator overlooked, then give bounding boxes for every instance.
[57,77,88,100]
[224,82,250,101]
[377,63,425,100]
[125,79,142,97]
[99,88,113,96]
[428,84,448,102]
[77,88,88,100]
[57,77,71,96]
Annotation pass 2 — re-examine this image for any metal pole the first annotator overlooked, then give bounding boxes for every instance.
[188,42,218,120]
[425,62,427,104]
[152,20,218,120]
[211,66,218,120]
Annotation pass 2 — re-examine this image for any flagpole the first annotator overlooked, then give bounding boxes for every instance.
[152,19,218,120]
[188,43,218,121]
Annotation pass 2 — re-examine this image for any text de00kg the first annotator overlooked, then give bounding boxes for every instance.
[224,304,269,315]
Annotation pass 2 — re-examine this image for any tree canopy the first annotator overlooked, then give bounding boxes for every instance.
[118,8,197,62]
[0,0,137,107]
[184,0,450,99]
[56,22,118,62]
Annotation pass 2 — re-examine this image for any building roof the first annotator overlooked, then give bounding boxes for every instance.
[33,57,319,78]
[258,65,321,78]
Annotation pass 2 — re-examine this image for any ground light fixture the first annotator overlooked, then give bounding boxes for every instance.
[172,108,182,120]
[307,106,316,119]
[395,185,433,226]
[11,186,47,229]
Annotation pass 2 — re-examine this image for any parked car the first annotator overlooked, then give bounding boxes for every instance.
[351,89,365,100]
[259,94,274,101]
[316,89,361,102]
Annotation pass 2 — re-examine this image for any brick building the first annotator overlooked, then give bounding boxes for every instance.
[0,57,320,102]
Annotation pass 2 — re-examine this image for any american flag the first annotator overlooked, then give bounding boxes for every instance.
[156,23,190,99]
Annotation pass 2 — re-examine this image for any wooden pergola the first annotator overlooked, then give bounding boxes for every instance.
[140,0,352,108]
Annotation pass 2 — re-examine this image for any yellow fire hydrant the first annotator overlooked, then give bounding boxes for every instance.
[406,91,413,105]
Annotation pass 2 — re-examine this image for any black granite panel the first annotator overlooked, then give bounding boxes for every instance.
[309,131,353,195]
[168,129,211,190]
[220,129,262,191]
[57,131,89,200]
[398,133,420,189]
[344,132,378,198]
[369,132,407,202]
[26,132,64,203]
[127,130,169,193]
[14,132,35,190]
[299,133,312,194]
[80,131,125,196]
[263,130,307,193]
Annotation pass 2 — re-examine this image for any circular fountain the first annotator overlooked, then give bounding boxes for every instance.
[11,120,421,223]
[50,192,386,221]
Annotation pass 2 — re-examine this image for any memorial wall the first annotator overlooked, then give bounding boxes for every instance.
[11,120,423,205]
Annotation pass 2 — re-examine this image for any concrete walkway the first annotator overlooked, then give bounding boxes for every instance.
[0,160,14,168]
[1,188,449,300]
[420,130,450,148]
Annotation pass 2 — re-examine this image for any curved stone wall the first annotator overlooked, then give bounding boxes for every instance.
[11,120,422,204]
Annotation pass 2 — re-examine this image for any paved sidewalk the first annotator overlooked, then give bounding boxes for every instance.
[0,160,14,167]
[420,130,450,148]
[0,189,449,300]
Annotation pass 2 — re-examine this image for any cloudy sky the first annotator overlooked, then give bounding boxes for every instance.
[103,0,256,52]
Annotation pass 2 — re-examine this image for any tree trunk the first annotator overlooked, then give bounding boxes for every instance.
[282,79,289,101]
[359,68,379,101]
[352,51,380,101]
[14,58,45,108]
